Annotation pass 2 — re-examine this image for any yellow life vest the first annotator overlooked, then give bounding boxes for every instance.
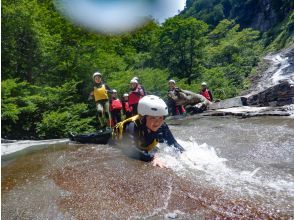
[93,84,108,101]
[112,115,158,152]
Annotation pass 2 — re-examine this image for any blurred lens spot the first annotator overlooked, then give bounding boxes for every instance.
[54,0,186,34]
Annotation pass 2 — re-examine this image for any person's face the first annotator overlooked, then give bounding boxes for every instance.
[169,82,175,89]
[112,92,117,98]
[123,96,128,101]
[145,116,164,132]
[94,76,102,83]
[130,83,137,89]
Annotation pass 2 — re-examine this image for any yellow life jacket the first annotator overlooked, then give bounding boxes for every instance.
[112,115,158,152]
[93,84,108,101]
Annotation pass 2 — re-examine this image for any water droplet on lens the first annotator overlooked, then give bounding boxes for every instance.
[54,0,186,34]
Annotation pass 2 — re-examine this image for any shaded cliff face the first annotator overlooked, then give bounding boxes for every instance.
[183,0,292,31]
[243,0,292,32]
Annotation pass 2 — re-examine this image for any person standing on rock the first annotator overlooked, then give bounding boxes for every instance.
[89,72,112,130]
[110,89,123,126]
[200,82,213,102]
[129,79,145,116]
[167,79,185,116]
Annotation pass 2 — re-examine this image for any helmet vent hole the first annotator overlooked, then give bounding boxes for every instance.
[151,108,158,111]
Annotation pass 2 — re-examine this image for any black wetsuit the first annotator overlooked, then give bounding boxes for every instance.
[120,118,184,161]
[70,117,185,162]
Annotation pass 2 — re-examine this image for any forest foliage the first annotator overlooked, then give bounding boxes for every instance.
[1,0,292,139]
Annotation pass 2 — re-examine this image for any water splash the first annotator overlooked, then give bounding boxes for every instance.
[158,137,228,173]
[54,0,186,34]
[156,139,294,199]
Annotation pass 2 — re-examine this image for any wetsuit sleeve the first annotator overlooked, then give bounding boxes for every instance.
[105,84,113,93]
[208,90,213,101]
[140,85,146,96]
[159,123,184,152]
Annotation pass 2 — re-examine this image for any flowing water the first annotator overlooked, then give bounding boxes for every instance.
[250,45,294,93]
[2,116,294,219]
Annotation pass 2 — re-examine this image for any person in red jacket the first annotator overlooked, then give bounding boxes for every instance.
[129,79,145,116]
[200,82,213,101]
[110,89,122,126]
[131,76,146,95]
[122,93,132,119]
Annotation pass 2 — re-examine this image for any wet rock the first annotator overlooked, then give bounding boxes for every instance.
[246,81,294,106]
[209,97,247,110]
[1,139,16,143]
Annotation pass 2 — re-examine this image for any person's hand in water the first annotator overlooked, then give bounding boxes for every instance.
[152,156,166,168]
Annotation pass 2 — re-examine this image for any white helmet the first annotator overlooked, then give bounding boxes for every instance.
[93,72,102,79]
[130,79,138,84]
[123,93,129,97]
[112,89,117,93]
[201,82,207,86]
[132,76,139,81]
[169,79,176,84]
[138,95,168,116]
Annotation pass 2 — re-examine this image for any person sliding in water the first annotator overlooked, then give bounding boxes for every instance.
[89,72,112,130]
[113,95,184,167]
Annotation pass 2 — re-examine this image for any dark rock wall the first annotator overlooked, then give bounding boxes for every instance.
[246,81,294,106]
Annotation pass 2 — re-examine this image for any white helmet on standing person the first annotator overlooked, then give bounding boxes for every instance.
[130,79,138,84]
[123,93,129,97]
[169,79,176,84]
[132,76,139,82]
[93,72,102,79]
[138,95,168,116]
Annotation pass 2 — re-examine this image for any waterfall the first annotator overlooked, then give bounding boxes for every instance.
[252,46,294,93]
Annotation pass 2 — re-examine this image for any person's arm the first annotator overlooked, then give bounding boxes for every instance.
[131,87,144,97]
[208,90,213,101]
[158,123,184,152]
[104,84,113,93]
[141,85,146,96]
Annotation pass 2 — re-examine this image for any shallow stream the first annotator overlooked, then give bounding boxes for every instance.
[2,116,294,219]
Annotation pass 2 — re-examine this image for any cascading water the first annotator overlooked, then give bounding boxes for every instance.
[251,46,294,93]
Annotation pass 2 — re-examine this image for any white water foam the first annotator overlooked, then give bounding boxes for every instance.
[254,51,294,93]
[156,138,294,198]
[270,55,292,85]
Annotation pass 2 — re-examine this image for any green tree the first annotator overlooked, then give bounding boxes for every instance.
[155,17,208,84]
[206,20,262,87]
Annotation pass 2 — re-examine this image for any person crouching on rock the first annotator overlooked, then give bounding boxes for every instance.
[113,95,184,168]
